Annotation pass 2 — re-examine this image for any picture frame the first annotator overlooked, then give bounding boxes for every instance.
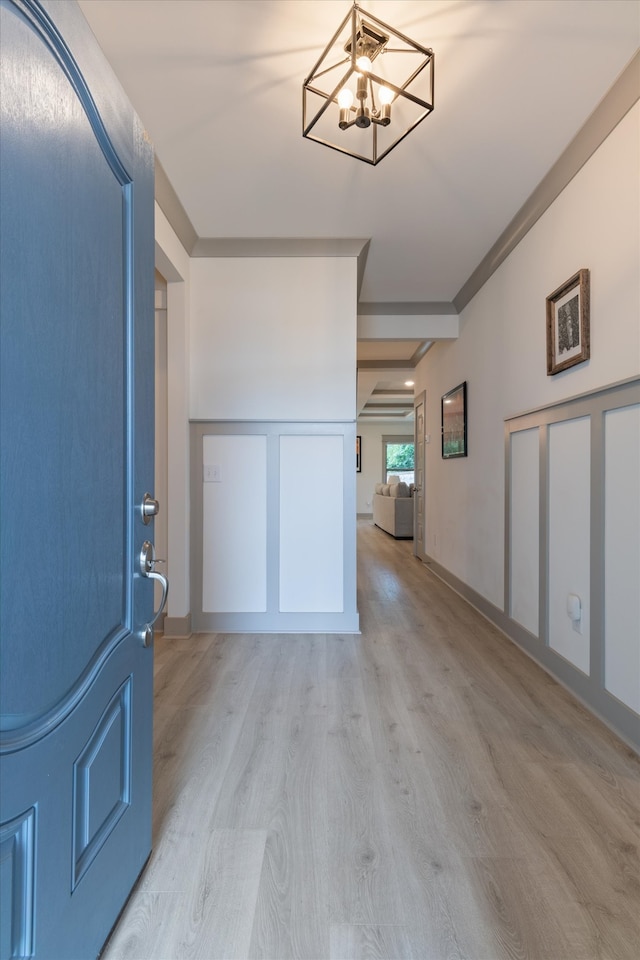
[356,435,361,472]
[546,269,590,376]
[441,381,467,459]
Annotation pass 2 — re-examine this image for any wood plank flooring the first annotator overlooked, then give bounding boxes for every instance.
[103,520,640,960]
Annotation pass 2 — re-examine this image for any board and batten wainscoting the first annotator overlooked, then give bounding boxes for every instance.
[505,377,640,747]
[190,420,359,634]
[423,378,639,750]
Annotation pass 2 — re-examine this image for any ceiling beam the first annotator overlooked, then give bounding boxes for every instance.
[410,340,434,363]
[372,389,414,396]
[357,359,415,369]
[358,312,458,340]
[358,301,457,315]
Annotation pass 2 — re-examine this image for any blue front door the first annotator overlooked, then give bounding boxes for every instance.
[0,1,156,956]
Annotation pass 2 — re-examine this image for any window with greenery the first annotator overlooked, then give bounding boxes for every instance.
[384,439,414,484]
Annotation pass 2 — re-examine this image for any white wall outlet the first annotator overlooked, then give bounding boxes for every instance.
[567,593,581,621]
[567,593,583,633]
[203,464,221,482]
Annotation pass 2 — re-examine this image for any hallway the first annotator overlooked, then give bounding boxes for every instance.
[104,520,640,959]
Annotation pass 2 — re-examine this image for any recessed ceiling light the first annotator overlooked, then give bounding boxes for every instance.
[404,380,415,386]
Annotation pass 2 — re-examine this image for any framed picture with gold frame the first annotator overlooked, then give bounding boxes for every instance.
[546,269,590,375]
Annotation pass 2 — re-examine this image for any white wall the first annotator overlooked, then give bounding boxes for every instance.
[416,104,640,608]
[190,256,359,632]
[356,421,414,515]
[190,258,356,421]
[154,235,359,629]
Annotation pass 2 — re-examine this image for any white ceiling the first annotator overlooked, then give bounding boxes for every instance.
[78,0,639,419]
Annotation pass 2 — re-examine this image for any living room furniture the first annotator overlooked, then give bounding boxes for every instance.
[372,478,413,539]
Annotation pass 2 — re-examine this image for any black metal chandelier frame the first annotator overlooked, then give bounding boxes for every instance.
[302,2,435,165]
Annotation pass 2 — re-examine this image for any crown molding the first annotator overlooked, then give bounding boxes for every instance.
[192,236,371,298]
[453,50,640,313]
[154,158,198,254]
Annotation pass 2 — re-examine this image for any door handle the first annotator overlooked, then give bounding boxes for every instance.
[139,540,169,647]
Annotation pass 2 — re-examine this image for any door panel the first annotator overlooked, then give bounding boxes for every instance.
[1,35,127,728]
[0,1,155,956]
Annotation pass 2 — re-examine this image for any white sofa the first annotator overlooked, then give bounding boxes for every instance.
[372,478,413,539]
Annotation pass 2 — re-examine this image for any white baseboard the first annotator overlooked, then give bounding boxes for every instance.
[161,613,192,639]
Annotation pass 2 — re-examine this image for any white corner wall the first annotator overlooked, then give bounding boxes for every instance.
[190,258,356,421]
[189,256,359,633]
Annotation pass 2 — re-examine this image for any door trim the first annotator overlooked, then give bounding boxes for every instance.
[413,391,427,561]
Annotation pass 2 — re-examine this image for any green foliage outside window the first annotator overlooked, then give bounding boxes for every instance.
[386,443,414,471]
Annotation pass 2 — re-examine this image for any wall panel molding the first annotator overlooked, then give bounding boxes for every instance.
[190,421,359,634]
[502,377,640,751]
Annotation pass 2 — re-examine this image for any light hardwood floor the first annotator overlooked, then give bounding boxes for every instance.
[103,520,640,960]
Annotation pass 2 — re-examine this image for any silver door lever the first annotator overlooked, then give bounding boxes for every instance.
[139,540,169,646]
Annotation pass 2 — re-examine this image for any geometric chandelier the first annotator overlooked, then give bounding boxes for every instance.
[303,1,435,165]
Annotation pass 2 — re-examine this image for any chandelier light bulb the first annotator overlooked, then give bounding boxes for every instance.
[337,87,354,109]
[356,55,372,73]
[378,85,394,105]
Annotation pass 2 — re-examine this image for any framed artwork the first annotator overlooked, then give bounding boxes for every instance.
[546,269,590,375]
[441,381,467,459]
[356,435,361,472]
